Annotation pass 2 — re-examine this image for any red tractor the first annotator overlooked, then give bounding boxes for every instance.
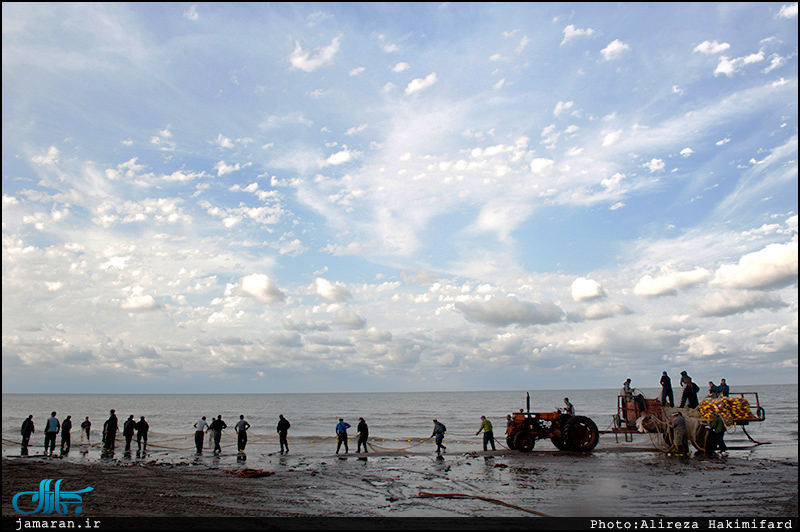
[505,393,600,453]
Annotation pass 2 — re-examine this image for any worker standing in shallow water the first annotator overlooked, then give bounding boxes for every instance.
[210,415,227,453]
[135,416,149,451]
[123,415,136,452]
[335,418,351,454]
[81,417,91,443]
[194,416,208,453]
[431,419,447,454]
[60,415,72,452]
[235,414,250,453]
[277,414,291,454]
[44,411,60,455]
[21,415,34,448]
[103,409,118,452]
[476,415,495,451]
[356,417,369,453]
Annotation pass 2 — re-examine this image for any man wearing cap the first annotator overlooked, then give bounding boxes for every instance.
[356,417,369,453]
[670,411,688,455]
[660,371,674,407]
[277,414,291,454]
[335,418,351,454]
[431,419,447,454]
[476,415,496,451]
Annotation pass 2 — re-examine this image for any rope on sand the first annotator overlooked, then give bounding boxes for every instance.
[417,491,554,517]
[223,468,275,478]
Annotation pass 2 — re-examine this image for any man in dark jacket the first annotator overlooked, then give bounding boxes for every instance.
[660,371,674,407]
[356,417,369,453]
[135,416,149,451]
[431,419,447,454]
[209,415,227,453]
[277,414,290,454]
[679,377,700,408]
[123,415,136,452]
[21,415,34,448]
[60,415,73,451]
[103,409,118,452]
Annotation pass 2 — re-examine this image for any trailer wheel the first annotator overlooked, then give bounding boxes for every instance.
[564,416,599,452]
[513,431,536,453]
[692,424,716,453]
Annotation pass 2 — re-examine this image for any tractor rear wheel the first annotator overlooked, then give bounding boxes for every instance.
[506,436,516,450]
[513,431,536,453]
[564,416,599,452]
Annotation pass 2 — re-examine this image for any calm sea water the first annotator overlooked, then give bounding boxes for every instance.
[3,385,796,464]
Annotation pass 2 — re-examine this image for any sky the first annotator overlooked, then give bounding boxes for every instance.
[2,3,798,394]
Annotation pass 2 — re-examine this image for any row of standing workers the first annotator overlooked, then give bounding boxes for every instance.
[20,409,149,455]
[192,413,293,455]
[21,410,508,457]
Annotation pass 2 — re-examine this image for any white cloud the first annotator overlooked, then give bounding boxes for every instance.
[712,242,798,290]
[571,277,606,302]
[602,129,622,147]
[344,124,367,136]
[32,146,60,166]
[215,134,234,149]
[693,40,730,55]
[183,5,199,21]
[778,3,798,18]
[288,35,341,72]
[680,148,694,158]
[634,268,711,298]
[392,62,410,72]
[643,158,665,172]
[696,290,788,317]
[530,158,555,176]
[311,278,351,301]
[349,66,365,76]
[561,24,595,45]
[405,73,438,95]
[554,100,574,117]
[121,288,161,311]
[714,50,765,77]
[333,309,367,330]
[377,34,399,53]
[455,295,564,327]
[214,161,244,176]
[231,274,285,305]
[600,39,630,61]
[322,147,359,166]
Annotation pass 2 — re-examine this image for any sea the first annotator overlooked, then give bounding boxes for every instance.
[3,385,796,465]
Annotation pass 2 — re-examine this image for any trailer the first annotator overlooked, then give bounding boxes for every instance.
[605,391,767,452]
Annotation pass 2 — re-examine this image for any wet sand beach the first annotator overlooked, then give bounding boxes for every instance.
[3,445,797,521]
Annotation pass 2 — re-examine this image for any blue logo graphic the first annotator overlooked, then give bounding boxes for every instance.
[12,479,94,515]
